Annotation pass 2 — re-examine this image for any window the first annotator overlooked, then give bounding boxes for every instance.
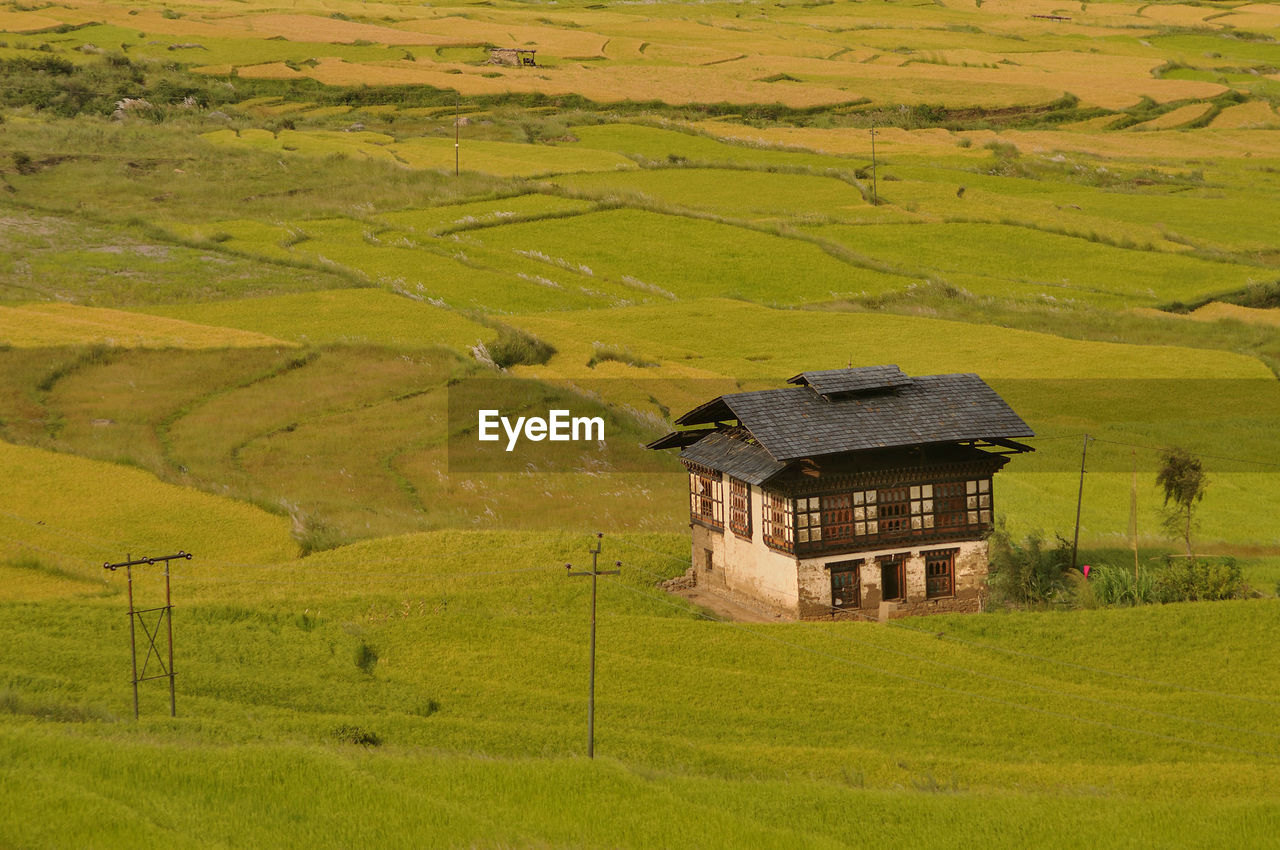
[966,479,992,526]
[728,478,751,538]
[925,549,956,598]
[796,496,822,545]
[754,476,993,556]
[852,489,878,537]
[762,489,794,552]
[829,561,861,609]
[879,554,906,601]
[689,469,723,529]
[909,484,935,531]
[878,486,910,537]
[704,548,714,573]
[821,492,852,544]
[933,481,969,530]
[822,490,876,543]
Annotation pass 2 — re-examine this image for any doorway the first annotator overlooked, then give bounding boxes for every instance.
[879,554,906,601]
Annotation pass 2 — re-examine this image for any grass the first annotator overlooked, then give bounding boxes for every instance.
[202,127,638,177]
[555,167,869,222]
[469,207,916,304]
[570,124,864,171]
[0,343,682,543]
[806,222,1267,307]
[142,289,497,352]
[0,439,294,569]
[1,529,1279,847]
[508,298,1272,383]
[378,194,596,235]
[0,210,356,307]
[0,302,289,348]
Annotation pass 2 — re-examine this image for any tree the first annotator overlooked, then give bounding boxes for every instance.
[1156,447,1206,558]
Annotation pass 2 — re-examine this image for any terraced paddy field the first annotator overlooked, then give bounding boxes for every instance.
[2,0,1280,845]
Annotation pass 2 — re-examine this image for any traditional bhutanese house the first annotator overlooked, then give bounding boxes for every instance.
[648,366,1034,619]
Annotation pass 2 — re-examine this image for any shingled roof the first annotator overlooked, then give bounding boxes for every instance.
[679,430,787,486]
[652,368,1034,468]
[786,365,912,397]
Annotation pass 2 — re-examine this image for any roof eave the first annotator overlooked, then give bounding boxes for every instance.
[674,396,736,427]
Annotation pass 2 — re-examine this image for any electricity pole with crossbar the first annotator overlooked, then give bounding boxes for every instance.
[565,533,619,759]
[104,551,191,719]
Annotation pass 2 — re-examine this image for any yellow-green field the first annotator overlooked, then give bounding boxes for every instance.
[3,0,1280,845]
[0,302,290,348]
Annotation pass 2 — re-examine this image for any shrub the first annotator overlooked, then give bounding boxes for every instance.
[485,326,556,369]
[1227,280,1280,310]
[290,510,346,556]
[987,524,1072,606]
[587,344,657,369]
[1086,557,1246,606]
[331,723,381,747]
[1154,556,1246,603]
[353,642,378,675]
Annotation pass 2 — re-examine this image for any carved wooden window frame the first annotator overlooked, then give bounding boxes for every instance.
[924,548,957,599]
[689,468,723,530]
[728,478,751,539]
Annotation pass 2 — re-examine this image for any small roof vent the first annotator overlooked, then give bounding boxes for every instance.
[786,365,913,399]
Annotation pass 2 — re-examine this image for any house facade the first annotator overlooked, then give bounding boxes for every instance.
[649,366,1034,620]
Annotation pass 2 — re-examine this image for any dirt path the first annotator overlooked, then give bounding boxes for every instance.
[671,586,780,624]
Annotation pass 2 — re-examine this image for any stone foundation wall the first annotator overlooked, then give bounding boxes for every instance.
[796,538,989,620]
[878,594,984,620]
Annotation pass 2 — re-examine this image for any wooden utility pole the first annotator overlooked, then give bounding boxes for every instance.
[454,95,460,177]
[565,533,619,759]
[1130,448,1140,581]
[869,126,879,205]
[1070,435,1089,573]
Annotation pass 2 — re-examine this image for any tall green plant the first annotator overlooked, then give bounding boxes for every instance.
[1089,563,1157,606]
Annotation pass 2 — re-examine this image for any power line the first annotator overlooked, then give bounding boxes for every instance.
[1087,436,1280,470]
[1022,434,1280,470]
[164,564,550,586]
[105,551,190,719]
